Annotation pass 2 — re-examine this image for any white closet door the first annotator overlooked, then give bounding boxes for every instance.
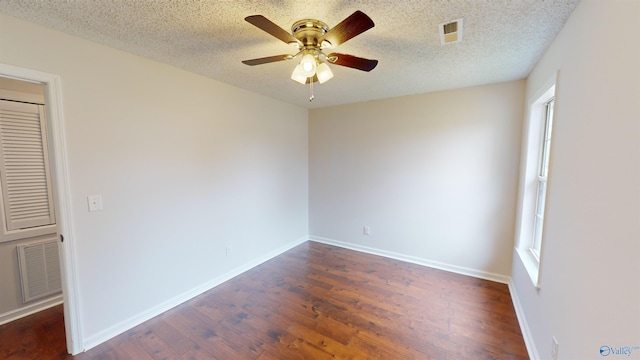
[0,100,55,231]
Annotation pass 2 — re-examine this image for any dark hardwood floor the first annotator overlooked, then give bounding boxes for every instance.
[0,301,68,359]
[0,241,528,359]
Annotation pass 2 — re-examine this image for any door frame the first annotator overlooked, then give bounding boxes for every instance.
[0,63,82,354]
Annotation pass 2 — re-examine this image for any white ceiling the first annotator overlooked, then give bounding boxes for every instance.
[0,0,580,109]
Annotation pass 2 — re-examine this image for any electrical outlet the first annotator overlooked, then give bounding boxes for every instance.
[551,336,559,360]
[363,226,370,235]
[225,245,233,257]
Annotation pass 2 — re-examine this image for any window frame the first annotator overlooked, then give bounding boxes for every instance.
[530,98,554,261]
[515,73,557,288]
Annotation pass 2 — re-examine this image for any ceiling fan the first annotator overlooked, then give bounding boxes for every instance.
[242,11,378,86]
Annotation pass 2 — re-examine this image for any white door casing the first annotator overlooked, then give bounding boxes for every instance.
[0,63,83,355]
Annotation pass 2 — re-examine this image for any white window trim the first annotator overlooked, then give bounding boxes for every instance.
[515,72,557,289]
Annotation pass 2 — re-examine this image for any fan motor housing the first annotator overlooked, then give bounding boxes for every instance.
[291,19,328,47]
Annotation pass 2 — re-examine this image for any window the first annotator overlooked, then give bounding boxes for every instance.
[515,74,556,287]
[531,98,554,260]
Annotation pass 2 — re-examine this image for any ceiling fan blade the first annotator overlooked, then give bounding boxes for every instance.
[245,15,301,45]
[320,11,374,48]
[327,53,378,72]
[242,54,294,66]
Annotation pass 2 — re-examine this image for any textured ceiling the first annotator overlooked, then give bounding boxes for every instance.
[0,0,580,109]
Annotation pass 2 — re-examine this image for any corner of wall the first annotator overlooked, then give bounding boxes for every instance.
[508,278,539,360]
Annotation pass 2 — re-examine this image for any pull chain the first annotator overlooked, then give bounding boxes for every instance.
[309,77,314,102]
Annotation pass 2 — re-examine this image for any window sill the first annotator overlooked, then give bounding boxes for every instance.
[516,247,541,289]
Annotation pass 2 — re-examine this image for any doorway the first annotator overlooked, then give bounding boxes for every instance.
[0,63,81,355]
[0,78,61,324]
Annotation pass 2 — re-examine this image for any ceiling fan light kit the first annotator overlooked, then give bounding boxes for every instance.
[291,64,307,84]
[300,51,317,75]
[242,11,378,99]
[316,62,334,84]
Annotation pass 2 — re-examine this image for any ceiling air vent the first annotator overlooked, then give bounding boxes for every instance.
[439,18,463,45]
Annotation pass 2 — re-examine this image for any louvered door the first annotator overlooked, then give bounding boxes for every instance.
[17,239,61,303]
[0,100,55,231]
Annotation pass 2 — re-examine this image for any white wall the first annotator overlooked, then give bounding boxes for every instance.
[309,80,525,280]
[510,0,640,359]
[0,14,309,349]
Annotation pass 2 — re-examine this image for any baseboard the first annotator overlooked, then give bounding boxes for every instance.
[0,294,63,326]
[508,281,539,360]
[81,235,309,352]
[309,236,511,284]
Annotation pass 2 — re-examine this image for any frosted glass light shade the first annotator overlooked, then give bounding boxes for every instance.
[300,53,316,76]
[291,64,307,84]
[316,62,334,84]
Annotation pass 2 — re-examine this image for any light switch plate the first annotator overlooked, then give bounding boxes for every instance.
[87,195,103,212]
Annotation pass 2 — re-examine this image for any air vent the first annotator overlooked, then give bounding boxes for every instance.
[17,240,62,303]
[439,18,464,45]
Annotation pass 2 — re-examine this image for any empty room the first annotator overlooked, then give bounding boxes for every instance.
[0,0,638,359]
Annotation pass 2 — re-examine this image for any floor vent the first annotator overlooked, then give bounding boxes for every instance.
[439,18,464,45]
[16,239,62,303]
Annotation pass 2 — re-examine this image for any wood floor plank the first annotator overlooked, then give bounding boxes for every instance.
[349,329,445,360]
[162,307,243,359]
[0,303,71,360]
[130,328,181,360]
[0,241,528,359]
[142,318,199,357]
